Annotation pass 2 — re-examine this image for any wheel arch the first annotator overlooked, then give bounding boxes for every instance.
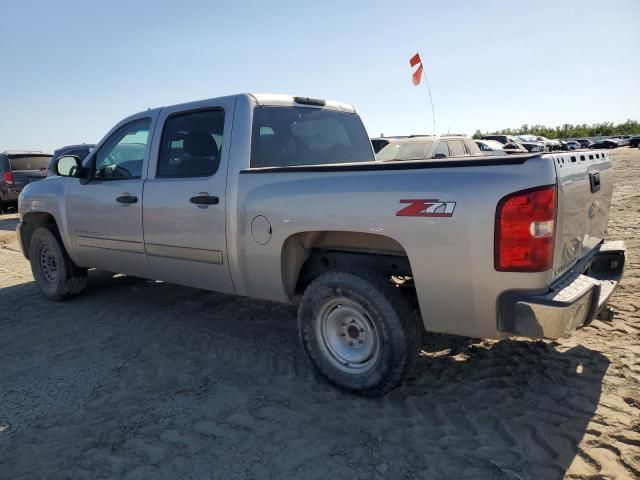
[20,211,59,257]
[280,230,414,299]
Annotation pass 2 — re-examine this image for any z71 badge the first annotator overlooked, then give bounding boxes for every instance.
[396,199,456,217]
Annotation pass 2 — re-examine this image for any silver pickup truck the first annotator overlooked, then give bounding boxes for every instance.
[17,93,626,395]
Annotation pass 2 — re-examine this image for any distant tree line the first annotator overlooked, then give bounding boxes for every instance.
[472,119,640,140]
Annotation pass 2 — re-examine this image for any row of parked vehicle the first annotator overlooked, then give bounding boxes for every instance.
[371,133,640,160]
[2,131,638,214]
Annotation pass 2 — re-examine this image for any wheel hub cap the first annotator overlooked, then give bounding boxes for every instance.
[317,297,380,373]
[39,245,58,284]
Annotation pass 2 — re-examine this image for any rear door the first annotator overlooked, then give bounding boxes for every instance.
[66,116,154,276]
[552,151,614,279]
[142,100,235,294]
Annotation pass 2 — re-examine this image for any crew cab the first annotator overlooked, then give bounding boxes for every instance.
[17,94,626,395]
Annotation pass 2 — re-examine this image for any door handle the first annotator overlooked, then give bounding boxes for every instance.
[190,195,219,205]
[116,195,138,204]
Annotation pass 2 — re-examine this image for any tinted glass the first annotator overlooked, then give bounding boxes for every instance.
[94,118,150,179]
[251,106,374,168]
[448,140,466,156]
[371,139,389,153]
[432,141,449,158]
[9,155,51,171]
[376,141,432,161]
[158,110,224,177]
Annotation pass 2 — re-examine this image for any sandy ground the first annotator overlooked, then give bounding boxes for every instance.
[0,149,639,480]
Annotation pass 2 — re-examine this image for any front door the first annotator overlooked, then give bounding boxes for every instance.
[142,103,234,293]
[66,116,153,277]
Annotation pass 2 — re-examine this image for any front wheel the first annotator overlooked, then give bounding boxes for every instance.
[298,270,420,396]
[28,226,87,301]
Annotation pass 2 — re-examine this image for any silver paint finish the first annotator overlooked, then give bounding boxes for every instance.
[142,96,237,294]
[17,93,618,341]
[552,152,613,280]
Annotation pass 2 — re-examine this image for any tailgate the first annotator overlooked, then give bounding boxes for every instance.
[552,151,613,280]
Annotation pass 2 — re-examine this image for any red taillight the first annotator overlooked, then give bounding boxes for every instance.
[2,171,13,184]
[495,185,557,272]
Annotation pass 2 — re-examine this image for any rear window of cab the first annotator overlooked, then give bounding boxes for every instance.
[250,106,374,168]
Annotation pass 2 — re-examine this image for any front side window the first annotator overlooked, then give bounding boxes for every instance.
[157,109,224,177]
[93,118,150,179]
[251,106,374,168]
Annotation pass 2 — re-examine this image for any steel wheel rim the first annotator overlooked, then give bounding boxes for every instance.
[39,244,58,284]
[316,297,380,374]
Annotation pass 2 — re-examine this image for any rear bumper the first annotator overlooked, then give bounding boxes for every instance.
[498,240,626,339]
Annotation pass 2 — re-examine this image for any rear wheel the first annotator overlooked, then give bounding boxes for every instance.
[298,269,420,396]
[28,226,87,300]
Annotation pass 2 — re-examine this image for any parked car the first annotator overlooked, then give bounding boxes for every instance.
[502,142,528,154]
[609,137,629,147]
[533,135,562,151]
[481,134,543,152]
[515,135,546,152]
[376,135,481,161]
[17,93,626,395]
[481,134,518,145]
[559,140,581,151]
[628,136,640,148]
[576,138,594,149]
[474,139,507,156]
[48,144,95,177]
[0,150,51,213]
[589,139,619,149]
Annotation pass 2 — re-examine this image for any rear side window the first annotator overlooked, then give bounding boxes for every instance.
[8,155,51,171]
[376,141,432,161]
[432,141,449,158]
[448,140,466,156]
[251,106,374,168]
[158,109,224,177]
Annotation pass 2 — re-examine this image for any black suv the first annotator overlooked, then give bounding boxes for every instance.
[0,151,52,213]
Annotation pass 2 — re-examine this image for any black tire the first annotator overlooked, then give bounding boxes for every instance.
[28,226,87,301]
[298,269,420,396]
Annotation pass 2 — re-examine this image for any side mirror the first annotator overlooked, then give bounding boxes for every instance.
[433,153,447,159]
[55,155,83,177]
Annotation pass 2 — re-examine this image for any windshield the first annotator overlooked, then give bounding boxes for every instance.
[8,155,51,171]
[250,106,374,168]
[376,141,433,161]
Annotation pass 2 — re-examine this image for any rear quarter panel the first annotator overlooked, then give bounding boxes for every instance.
[234,156,558,339]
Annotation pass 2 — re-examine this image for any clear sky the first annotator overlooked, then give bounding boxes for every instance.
[1,0,639,152]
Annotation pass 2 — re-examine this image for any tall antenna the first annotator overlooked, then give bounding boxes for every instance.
[410,53,436,135]
[422,70,436,136]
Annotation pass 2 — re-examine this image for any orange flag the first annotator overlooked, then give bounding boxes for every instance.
[410,53,423,86]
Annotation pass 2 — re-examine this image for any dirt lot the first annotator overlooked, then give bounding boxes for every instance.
[1,149,639,480]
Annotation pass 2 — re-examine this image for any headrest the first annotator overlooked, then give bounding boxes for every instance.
[183,131,218,157]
